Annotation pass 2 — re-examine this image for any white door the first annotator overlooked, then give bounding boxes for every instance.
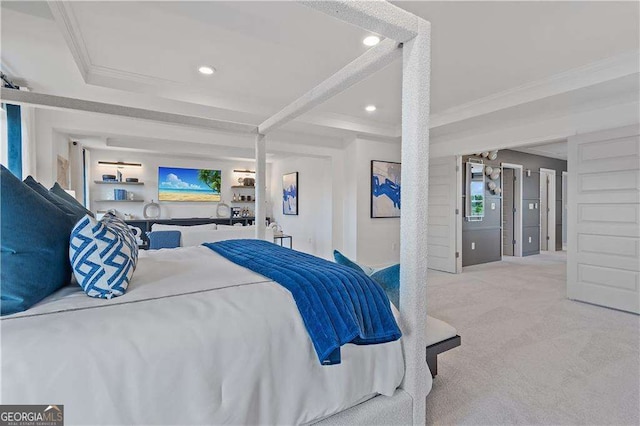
[427,155,459,273]
[567,125,640,314]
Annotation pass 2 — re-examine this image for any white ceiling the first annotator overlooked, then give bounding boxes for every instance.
[1,1,639,143]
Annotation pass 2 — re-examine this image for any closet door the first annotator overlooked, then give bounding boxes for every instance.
[567,125,640,314]
[427,156,459,273]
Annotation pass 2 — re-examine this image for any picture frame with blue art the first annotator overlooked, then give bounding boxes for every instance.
[282,172,298,215]
[371,160,401,218]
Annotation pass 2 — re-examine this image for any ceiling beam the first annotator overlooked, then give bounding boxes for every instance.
[0,88,258,134]
[301,0,418,42]
[258,38,401,134]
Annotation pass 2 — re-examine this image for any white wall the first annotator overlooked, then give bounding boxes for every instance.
[430,100,640,159]
[269,156,333,259]
[88,148,269,220]
[344,137,402,267]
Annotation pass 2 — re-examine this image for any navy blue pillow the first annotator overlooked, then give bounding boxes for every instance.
[1,166,74,316]
[147,231,181,250]
[23,176,79,221]
[50,182,94,218]
[370,264,400,309]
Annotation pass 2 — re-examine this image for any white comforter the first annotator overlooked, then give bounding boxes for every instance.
[1,246,404,425]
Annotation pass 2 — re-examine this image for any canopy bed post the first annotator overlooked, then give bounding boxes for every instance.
[255,133,267,240]
[400,20,432,424]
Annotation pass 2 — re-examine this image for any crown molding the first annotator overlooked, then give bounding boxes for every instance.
[47,1,91,81]
[430,50,640,128]
[46,1,639,139]
[88,64,183,87]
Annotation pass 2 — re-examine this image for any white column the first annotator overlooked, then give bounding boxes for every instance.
[255,133,266,240]
[400,21,431,425]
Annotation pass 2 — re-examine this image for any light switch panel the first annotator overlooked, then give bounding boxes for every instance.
[528,236,532,243]
[471,242,475,250]
[529,203,534,210]
[491,202,496,210]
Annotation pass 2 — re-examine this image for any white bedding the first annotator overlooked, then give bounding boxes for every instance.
[1,246,404,425]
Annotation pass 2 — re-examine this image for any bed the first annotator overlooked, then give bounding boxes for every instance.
[1,246,406,425]
[1,2,433,423]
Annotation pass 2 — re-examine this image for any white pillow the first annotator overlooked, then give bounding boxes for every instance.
[181,227,274,246]
[151,223,217,232]
[217,224,249,229]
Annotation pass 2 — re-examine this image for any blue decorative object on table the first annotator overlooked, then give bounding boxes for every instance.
[1,166,74,316]
[69,212,138,299]
[204,239,401,365]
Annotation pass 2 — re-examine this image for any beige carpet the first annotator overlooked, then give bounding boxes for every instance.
[425,252,640,425]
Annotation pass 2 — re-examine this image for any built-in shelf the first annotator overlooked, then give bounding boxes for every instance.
[94,180,144,185]
[231,200,255,203]
[231,185,255,189]
[94,199,144,203]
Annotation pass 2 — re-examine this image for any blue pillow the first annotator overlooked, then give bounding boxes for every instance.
[1,165,74,316]
[23,176,80,221]
[370,264,400,309]
[333,249,399,307]
[70,212,138,299]
[333,250,367,274]
[50,182,94,218]
[147,231,181,250]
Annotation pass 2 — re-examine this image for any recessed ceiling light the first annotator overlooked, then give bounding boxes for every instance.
[198,66,215,75]
[363,35,381,46]
[365,105,377,112]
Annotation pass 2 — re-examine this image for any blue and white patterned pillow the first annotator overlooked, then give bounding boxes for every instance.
[69,212,138,299]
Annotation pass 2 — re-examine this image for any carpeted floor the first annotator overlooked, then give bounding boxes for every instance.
[425,252,640,425]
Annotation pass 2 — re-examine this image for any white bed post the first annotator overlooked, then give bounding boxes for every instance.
[400,20,431,425]
[255,133,267,240]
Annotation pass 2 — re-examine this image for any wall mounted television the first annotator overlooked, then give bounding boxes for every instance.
[158,166,221,202]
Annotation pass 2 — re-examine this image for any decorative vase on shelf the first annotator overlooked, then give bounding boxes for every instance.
[143,199,161,219]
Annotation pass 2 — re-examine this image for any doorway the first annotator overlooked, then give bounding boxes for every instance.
[501,163,523,257]
[540,168,556,251]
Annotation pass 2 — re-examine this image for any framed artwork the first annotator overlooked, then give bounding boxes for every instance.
[56,155,70,189]
[282,172,298,215]
[371,160,401,218]
[158,166,221,202]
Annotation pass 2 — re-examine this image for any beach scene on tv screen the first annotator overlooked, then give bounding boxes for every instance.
[158,166,221,202]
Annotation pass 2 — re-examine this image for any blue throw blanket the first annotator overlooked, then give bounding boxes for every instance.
[203,240,401,365]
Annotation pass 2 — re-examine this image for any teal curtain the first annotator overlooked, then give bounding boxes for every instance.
[6,103,22,179]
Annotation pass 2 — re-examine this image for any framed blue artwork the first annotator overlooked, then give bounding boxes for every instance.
[283,172,298,215]
[371,160,401,218]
